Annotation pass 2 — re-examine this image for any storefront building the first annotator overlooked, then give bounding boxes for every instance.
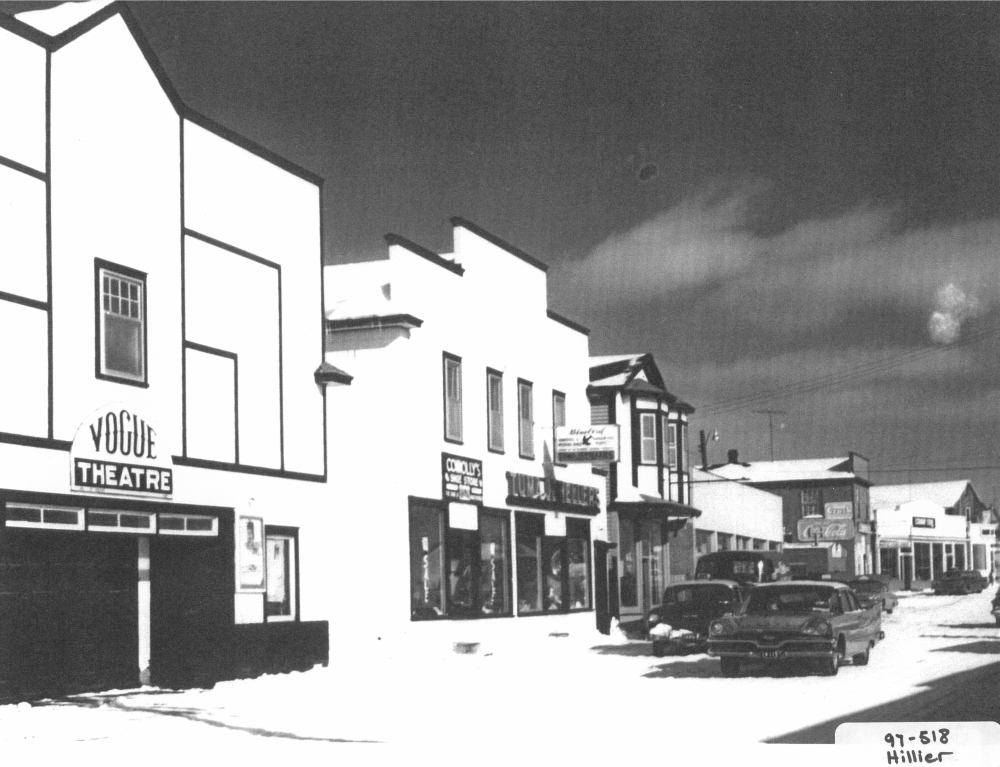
[0,3,336,701]
[690,468,784,557]
[323,219,604,650]
[709,452,875,576]
[871,481,997,588]
[587,354,701,629]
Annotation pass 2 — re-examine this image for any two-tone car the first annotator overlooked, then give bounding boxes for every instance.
[849,577,898,614]
[707,581,883,677]
[932,569,988,595]
[646,580,745,657]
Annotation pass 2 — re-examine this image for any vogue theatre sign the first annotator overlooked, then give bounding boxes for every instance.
[70,404,173,498]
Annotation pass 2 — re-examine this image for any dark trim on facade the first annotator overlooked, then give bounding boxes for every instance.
[171,455,325,483]
[0,432,71,451]
[630,398,640,487]
[449,217,549,273]
[486,367,505,455]
[609,394,618,502]
[384,233,464,276]
[179,115,187,457]
[552,388,566,466]
[517,377,534,460]
[0,9,52,47]
[0,291,47,312]
[277,269,284,471]
[657,413,665,499]
[314,361,353,386]
[0,488,231,516]
[546,310,590,336]
[47,1,122,52]
[264,524,301,622]
[0,152,45,183]
[325,313,424,332]
[93,258,150,389]
[442,351,463,445]
[318,187,328,481]
[184,228,280,271]
[45,48,52,440]
[506,496,601,517]
[185,341,239,464]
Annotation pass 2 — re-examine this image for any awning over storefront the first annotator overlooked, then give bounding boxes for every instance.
[609,495,701,531]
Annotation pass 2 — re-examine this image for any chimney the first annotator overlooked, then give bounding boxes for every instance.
[727,449,739,464]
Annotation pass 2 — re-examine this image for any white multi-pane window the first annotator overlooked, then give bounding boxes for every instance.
[443,354,463,442]
[801,488,821,517]
[487,370,504,452]
[518,379,534,458]
[97,262,145,383]
[665,421,678,469]
[639,413,657,464]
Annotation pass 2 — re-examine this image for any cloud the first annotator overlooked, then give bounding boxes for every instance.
[928,282,982,344]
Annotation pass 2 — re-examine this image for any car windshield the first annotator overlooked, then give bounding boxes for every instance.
[743,585,838,616]
[849,580,884,594]
[662,584,736,606]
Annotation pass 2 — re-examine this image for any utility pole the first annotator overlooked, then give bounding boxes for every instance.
[753,410,787,461]
[698,428,719,469]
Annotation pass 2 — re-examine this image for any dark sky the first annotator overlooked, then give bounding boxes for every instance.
[17,2,1000,502]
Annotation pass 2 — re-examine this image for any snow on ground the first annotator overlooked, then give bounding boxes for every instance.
[2,587,999,764]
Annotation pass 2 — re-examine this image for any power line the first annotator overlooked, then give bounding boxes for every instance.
[697,312,1000,415]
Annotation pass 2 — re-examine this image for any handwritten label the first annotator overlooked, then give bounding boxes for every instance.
[836,722,1000,767]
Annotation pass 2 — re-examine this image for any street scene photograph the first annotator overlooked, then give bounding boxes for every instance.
[0,0,999,762]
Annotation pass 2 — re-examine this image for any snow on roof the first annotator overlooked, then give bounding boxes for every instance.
[16,0,115,36]
[708,457,855,483]
[590,354,644,366]
[589,371,631,388]
[870,481,972,510]
[325,283,395,321]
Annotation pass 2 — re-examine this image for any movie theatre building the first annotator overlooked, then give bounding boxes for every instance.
[0,3,338,701]
[323,218,605,651]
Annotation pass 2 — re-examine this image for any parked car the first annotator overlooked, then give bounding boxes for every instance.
[991,586,1000,626]
[932,569,988,595]
[707,581,883,677]
[849,577,898,614]
[646,580,745,657]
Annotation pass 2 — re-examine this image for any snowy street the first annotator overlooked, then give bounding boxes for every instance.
[2,587,999,760]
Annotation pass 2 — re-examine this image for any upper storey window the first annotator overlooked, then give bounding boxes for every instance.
[96,260,147,386]
[443,353,463,443]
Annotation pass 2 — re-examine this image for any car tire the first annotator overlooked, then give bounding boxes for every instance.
[995,616,1000,627]
[652,644,666,658]
[720,657,740,677]
[852,645,870,666]
[821,643,843,676]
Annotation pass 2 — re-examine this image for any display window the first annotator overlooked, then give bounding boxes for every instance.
[264,526,298,621]
[409,501,512,620]
[516,512,591,615]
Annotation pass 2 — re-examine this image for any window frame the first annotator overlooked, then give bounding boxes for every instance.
[800,488,821,518]
[552,390,566,466]
[639,412,657,465]
[486,368,505,454]
[443,352,463,444]
[664,419,679,469]
[517,378,534,459]
[95,259,148,387]
[264,524,299,622]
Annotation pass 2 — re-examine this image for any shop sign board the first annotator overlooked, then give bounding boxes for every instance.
[555,425,619,463]
[913,516,936,529]
[70,403,173,498]
[442,453,483,503]
[824,501,853,519]
[505,471,600,512]
[797,518,854,542]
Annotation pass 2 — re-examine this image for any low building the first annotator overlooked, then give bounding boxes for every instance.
[587,353,701,627]
[323,219,604,651]
[690,468,784,557]
[709,451,875,576]
[871,481,997,587]
[0,2,334,701]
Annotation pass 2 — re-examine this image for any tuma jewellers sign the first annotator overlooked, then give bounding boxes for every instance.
[70,403,173,498]
[506,471,600,514]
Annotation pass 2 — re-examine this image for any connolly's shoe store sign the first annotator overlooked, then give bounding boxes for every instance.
[70,403,173,498]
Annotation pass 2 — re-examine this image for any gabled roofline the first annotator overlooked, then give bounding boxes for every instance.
[547,310,590,336]
[384,233,464,276]
[450,216,549,273]
[2,2,324,187]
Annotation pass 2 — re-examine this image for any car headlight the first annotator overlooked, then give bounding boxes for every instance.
[647,612,660,626]
[709,621,732,636]
[802,620,832,637]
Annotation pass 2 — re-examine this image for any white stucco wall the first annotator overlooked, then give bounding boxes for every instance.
[691,468,783,542]
[0,27,45,173]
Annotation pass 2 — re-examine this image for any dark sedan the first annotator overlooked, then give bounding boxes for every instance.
[647,580,745,657]
[849,578,898,614]
[932,570,988,595]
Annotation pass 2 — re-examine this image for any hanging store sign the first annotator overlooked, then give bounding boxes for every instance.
[505,471,600,513]
[797,518,854,542]
[555,425,620,463]
[912,517,936,529]
[70,403,173,498]
[824,501,853,519]
[442,453,483,503]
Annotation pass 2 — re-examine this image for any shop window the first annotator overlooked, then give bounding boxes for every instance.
[518,379,534,459]
[265,526,298,621]
[932,542,944,577]
[409,502,513,620]
[515,513,590,614]
[639,413,656,464]
[486,369,504,453]
[618,518,638,607]
[516,512,544,613]
[914,542,931,581]
[158,513,218,536]
[96,260,147,385]
[443,353,463,443]
[5,503,84,531]
[88,509,155,533]
[800,488,820,517]
[880,548,899,579]
[567,518,591,610]
[955,545,966,570]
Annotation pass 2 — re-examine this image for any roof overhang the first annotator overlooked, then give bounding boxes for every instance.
[325,313,424,332]
[609,495,701,529]
[314,361,353,386]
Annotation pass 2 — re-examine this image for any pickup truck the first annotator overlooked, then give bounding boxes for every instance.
[707,580,883,677]
[932,569,988,595]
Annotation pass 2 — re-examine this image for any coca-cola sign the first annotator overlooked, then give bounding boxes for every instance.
[797,518,854,542]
